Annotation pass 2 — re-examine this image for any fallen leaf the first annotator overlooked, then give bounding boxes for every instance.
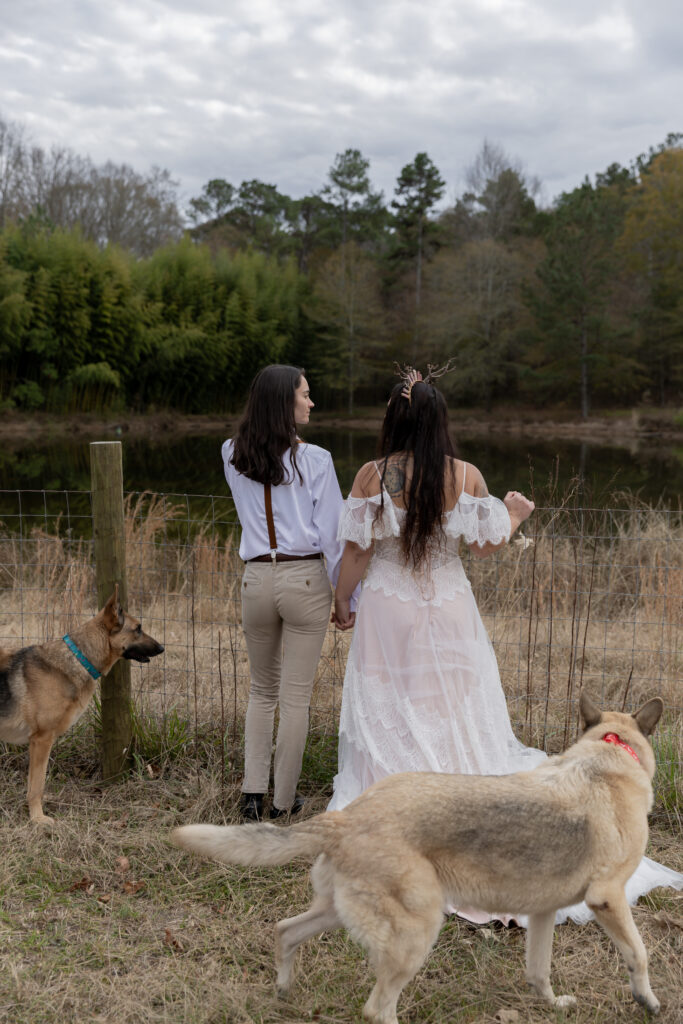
[122,880,145,895]
[146,764,154,778]
[478,927,500,941]
[164,927,183,951]
[69,876,92,892]
[115,856,130,874]
[97,893,112,904]
[495,1010,520,1023]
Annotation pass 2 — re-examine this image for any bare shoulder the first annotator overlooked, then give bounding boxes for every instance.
[461,462,489,498]
[351,461,381,498]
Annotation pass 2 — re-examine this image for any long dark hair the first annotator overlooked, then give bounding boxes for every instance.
[230,365,304,485]
[378,380,456,566]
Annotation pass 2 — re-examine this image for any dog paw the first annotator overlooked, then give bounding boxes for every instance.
[554,995,577,1010]
[634,992,660,1015]
[30,814,55,826]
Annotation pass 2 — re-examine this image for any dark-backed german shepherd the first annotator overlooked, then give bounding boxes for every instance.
[0,585,164,824]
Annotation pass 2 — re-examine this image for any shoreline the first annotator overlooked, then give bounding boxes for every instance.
[0,408,681,446]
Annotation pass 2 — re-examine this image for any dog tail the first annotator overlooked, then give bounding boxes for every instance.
[171,813,341,867]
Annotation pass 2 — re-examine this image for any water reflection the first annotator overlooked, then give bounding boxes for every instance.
[0,425,681,513]
[306,426,682,507]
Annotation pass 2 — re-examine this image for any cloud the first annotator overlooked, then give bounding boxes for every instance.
[1,0,681,211]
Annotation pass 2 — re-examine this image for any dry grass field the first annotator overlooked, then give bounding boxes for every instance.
[1,494,682,1023]
[0,754,681,1024]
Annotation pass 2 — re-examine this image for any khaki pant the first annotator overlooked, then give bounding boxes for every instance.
[240,560,332,810]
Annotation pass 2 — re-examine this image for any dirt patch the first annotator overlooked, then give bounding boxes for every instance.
[0,411,239,442]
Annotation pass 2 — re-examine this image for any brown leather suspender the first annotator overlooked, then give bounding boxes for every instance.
[263,441,304,563]
[264,482,277,563]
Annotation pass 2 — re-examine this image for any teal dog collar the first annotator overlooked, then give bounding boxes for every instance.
[63,634,101,680]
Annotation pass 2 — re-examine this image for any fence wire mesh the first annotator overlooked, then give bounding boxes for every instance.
[1,488,681,793]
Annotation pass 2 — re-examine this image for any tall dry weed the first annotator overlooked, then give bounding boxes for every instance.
[1,495,681,779]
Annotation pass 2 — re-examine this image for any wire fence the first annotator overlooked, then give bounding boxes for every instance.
[1,488,682,780]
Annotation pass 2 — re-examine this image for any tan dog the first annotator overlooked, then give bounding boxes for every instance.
[0,585,164,824]
[173,693,666,1023]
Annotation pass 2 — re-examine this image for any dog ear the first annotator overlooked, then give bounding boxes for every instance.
[632,697,663,737]
[102,584,125,630]
[579,692,602,730]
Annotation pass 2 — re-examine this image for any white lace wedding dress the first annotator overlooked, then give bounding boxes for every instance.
[328,479,683,925]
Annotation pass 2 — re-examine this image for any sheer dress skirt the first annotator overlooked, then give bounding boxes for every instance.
[329,580,546,811]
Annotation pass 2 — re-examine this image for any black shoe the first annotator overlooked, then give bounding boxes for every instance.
[241,792,264,821]
[269,794,305,820]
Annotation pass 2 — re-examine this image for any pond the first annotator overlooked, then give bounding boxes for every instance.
[0,423,681,526]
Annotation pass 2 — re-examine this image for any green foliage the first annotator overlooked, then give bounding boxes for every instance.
[1,133,682,415]
[307,241,386,412]
[618,148,683,404]
[301,730,338,786]
[424,240,534,408]
[322,148,388,249]
[131,705,193,763]
[521,179,642,416]
[66,361,122,413]
[652,722,683,826]
[11,379,44,409]
[391,151,446,260]
[0,227,308,413]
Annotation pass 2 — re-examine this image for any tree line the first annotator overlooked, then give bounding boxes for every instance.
[0,112,681,417]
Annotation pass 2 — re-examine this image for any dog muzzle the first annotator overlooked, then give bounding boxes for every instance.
[123,642,164,664]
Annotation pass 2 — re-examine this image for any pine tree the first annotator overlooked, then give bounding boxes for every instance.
[391,153,445,357]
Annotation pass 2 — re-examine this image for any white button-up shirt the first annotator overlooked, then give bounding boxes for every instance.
[222,439,350,596]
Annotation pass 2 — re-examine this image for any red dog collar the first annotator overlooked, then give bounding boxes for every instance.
[603,733,639,764]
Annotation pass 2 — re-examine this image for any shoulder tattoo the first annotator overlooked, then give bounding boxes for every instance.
[384,463,405,495]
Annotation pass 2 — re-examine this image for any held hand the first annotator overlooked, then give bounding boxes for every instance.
[331,611,356,631]
[332,597,356,631]
[504,491,535,523]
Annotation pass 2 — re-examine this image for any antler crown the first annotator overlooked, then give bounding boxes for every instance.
[394,359,456,402]
[424,358,456,383]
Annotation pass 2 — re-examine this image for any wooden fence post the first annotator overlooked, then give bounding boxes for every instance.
[90,441,131,781]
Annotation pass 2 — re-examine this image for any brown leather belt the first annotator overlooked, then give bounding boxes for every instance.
[247,552,323,563]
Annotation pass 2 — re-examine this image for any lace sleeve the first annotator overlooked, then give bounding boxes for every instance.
[445,493,511,547]
[337,494,401,549]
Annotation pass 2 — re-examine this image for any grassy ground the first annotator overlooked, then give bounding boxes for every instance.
[1,498,682,1021]
[0,737,682,1024]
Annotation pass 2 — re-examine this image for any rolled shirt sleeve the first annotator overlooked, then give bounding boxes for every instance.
[310,452,360,611]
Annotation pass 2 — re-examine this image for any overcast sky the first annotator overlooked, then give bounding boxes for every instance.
[2,0,681,213]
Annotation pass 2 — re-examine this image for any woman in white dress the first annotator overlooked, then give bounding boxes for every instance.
[330,368,683,924]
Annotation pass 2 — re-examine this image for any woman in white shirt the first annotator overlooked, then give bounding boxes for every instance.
[222,364,349,821]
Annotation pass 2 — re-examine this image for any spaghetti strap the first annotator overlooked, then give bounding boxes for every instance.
[460,462,467,498]
[373,460,383,482]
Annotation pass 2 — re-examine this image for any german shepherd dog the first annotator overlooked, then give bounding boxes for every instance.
[0,585,164,824]
[173,694,666,1022]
